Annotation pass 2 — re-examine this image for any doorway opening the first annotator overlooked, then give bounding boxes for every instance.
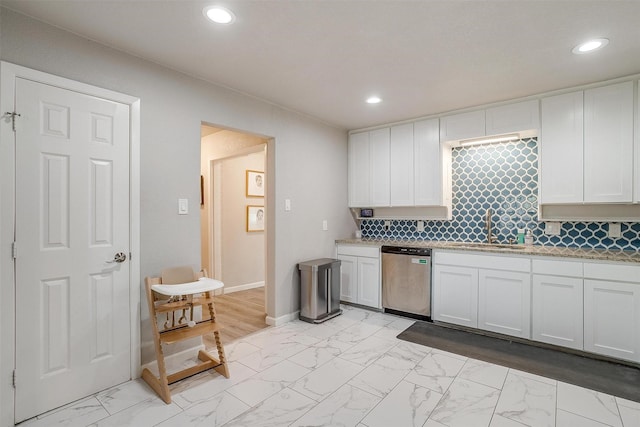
[200,124,270,345]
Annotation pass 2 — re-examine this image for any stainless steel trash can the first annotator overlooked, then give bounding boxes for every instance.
[298,258,342,323]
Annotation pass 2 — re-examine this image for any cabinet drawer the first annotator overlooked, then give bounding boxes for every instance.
[532,258,583,277]
[434,251,530,272]
[336,244,380,258]
[583,262,640,283]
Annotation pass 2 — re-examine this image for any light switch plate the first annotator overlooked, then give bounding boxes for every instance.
[178,198,188,215]
[384,220,391,231]
[608,222,621,239]
[417,221,425,232]
[285,199,291,211]
[322,220,328,231]
[544,221,561,235]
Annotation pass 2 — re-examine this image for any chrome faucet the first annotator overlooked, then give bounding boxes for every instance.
[485,208,497,244]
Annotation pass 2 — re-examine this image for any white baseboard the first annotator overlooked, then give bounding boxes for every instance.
[224,281,264,294]
[266,310,299,326]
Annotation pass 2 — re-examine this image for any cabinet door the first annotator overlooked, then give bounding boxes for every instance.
[532,275,583,350]
[439,110,485,142]
[369,128,390,206]
[584,279,640,362]
[636,80,640,203]
[478,270,531,338]
[485,100,540,136]
[348,132,370,207]
[389,123,414,206]
[584,81,634,203]
[337,254,358,303]
[414,118,442,206]
[357,257,380,308]
[540,91,584,204]
[432,265,478,328]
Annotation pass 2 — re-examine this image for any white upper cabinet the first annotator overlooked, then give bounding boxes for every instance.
[440,100,540,144]
[540,91,584,204]
[583,81,634,203]
[348,131,370,207]
[369,128,391,206]
[485,100,540,136]
[389,123,414,206]
[414,118,444,206]
[636,81,640,203]
[439,110,485,142]
[539,81,635,205]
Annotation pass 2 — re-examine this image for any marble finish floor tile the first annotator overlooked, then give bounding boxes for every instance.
[555,409,613,427]
[489,414,528,426]
[22,397,110,427]
[172,361,256,409]
[290,357,364,401]
[338,335,395,367]
[23,305,640,427]
[88,398,181,427]
[156,391,249,427]
[557,381,622,427]
[459,358,509,390]
[404,350,467,393]
[226,360,310,406]
[223,388,315,427]
[95,379,156,415]
[290,383,381,427]
[495,372,557,427]
[362,380,442,427]
[429,377,501,427]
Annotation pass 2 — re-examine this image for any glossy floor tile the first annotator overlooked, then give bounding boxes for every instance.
[18,304,635,426]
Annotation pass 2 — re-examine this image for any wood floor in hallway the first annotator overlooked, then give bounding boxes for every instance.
[205,286,269,347]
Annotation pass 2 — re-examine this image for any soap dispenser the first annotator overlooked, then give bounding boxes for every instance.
[524,229,534,246]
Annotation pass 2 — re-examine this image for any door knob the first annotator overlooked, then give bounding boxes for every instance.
[106,252,127,263]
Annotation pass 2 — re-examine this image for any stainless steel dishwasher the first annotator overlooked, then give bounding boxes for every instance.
[381,246,432,320]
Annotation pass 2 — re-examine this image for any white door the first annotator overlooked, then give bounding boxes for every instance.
[14,78,131,421]
[369,128,390,207]
[389,123,414,206]
[347,132,370,207]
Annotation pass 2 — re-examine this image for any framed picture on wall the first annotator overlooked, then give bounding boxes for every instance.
[247,205,265,232]
[246,170,265,197]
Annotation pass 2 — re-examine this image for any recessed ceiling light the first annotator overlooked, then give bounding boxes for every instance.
[572,38,609,54]
[203,6,236,24]
[366,96,382,104]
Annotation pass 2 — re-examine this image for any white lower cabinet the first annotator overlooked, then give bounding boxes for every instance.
[584,279,640,363]
[478,270,531,339]
[432,251,530,338]
[532,274,584,349]
[432,265,478,328]
[336,244,381,309]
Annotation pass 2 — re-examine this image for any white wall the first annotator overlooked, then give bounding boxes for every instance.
[219,151,266,289]
[200,130,267,275]
[0,8,353,369]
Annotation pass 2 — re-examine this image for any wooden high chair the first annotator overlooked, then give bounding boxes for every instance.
[141,266,230,404]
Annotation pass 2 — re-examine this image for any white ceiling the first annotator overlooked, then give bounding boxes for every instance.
[4,1,640,130]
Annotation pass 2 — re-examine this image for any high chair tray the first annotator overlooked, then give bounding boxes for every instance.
[151,277,224,296]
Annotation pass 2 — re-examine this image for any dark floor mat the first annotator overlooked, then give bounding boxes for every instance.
[397,321,640,403]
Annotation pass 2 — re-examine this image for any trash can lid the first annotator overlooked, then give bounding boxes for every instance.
[298,258,341,271]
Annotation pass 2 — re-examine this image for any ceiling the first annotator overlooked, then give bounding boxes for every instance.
[4,1,640,130]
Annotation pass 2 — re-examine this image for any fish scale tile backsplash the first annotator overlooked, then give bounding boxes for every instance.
[361,138,640,251]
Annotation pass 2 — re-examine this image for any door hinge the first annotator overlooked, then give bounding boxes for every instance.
[5,111,21,132]
[11,241,17,259]
[12,370,16,389]
[129,252,132,261]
